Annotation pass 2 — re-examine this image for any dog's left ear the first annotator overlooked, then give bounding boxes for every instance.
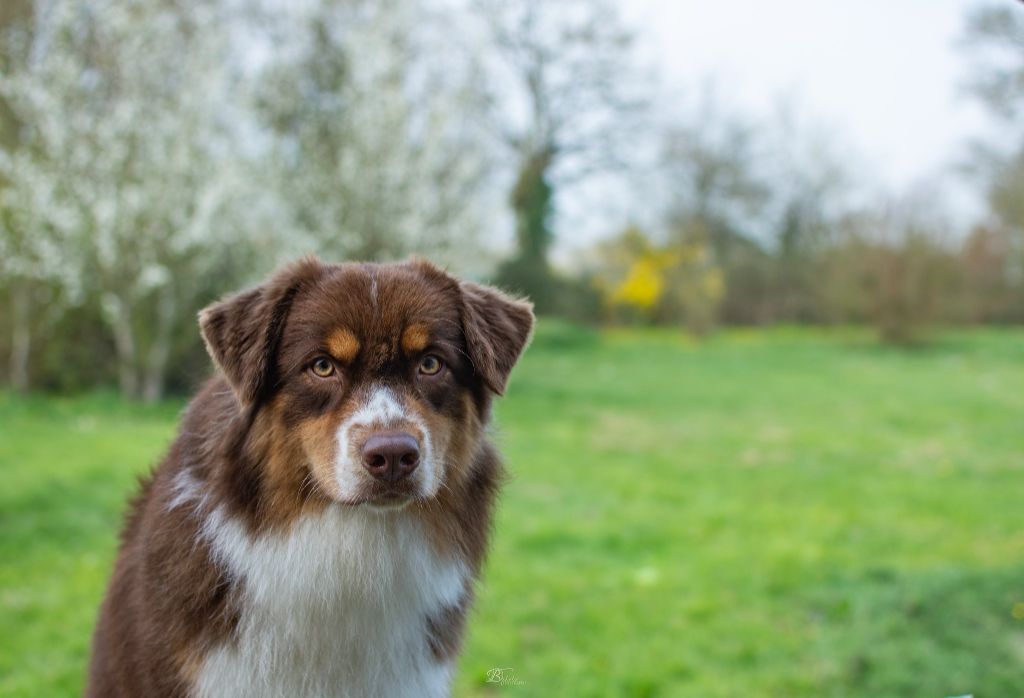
[199,257,325,405]
[460,281,534,395]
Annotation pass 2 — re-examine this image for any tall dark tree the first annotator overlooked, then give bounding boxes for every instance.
[476,0,643,311]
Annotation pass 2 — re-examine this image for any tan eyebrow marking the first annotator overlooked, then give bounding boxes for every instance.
[401,323,430,355]
[326,327,360,363]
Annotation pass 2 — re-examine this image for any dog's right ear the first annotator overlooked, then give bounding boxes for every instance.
[199,258,325,405]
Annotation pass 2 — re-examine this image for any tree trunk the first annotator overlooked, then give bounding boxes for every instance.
[141,285,176,403]
[500,147,557,312]
[9,283,32,392]
[511,148,555,263]
[104,293,139,399]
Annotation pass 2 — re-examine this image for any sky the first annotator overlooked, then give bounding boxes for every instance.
[552,0,999,256]
[552,0,999,257]
[556,0,996,258]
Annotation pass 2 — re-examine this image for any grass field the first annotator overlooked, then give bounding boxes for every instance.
[2,325,1023,697]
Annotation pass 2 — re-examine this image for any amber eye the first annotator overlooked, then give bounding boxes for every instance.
[418,354,443,376]
[310,357,335,378]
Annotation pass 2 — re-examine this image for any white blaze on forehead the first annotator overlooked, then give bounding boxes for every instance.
[350,387,408,428]
[334,386,441,498]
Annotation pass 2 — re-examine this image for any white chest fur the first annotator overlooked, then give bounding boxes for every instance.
[191,505,468,698]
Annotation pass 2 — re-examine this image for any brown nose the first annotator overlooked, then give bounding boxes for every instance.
[361,432,420,482]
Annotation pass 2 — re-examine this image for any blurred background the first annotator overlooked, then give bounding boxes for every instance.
[1,0,1023,696]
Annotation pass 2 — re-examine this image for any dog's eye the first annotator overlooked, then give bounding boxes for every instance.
[418,354,444,376]
[310,357,336,378]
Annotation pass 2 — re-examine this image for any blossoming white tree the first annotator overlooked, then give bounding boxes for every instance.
[1,0,256,399]
[252,0,491,266]
[0,0,501,397]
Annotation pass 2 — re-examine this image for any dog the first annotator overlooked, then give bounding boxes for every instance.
[85,258,534,697]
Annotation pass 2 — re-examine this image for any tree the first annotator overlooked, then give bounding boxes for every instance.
[0,0,32,151]
[475,0,644,310]
[659,93,773,323]
[960,224,1018,323]
[961,4,1024,128]
[763,104,853,322]
[959,3,1024,318]
[592,225,723,334]
[252,0,489,267]
[821,188,961,344]
[0,0,79,391]
[0,0,250,400]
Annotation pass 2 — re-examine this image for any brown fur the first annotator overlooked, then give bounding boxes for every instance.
[425,597,471,662]
[86,258,533,697]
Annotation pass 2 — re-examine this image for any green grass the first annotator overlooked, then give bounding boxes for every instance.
[3,326,1024,697]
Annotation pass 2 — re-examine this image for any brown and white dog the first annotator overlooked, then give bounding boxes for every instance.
[86,258,533,698]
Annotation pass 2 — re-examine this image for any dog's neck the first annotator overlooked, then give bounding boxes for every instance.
[191,504,468,698]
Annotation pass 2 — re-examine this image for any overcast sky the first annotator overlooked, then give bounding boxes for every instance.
[554,0,998,258]
[266,1,1002,228]
[625,0,991,190]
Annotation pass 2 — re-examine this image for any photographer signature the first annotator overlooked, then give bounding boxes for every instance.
[486,667,526,686]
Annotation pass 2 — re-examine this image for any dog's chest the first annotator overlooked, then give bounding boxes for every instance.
[191,506,467,698]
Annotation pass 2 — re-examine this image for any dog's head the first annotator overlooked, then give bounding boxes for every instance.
[199,258,533,511]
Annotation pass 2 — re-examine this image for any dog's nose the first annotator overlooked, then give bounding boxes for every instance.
[361,432,420,482]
